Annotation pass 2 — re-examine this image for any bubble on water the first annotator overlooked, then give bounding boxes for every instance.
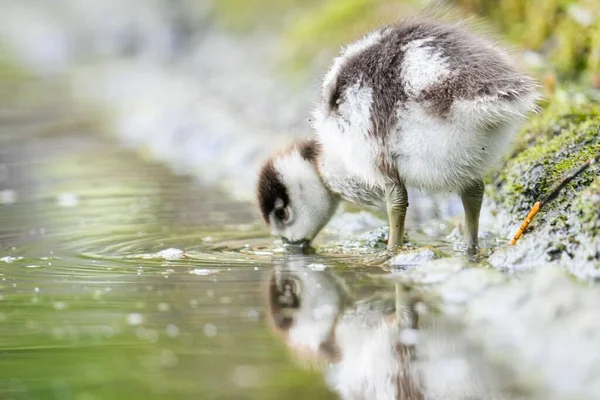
[158,302,170,312]
[202,236,213,243]
[189,269,216,276]
[232,365,260,388]
[155,248,184,260]
[206,290,214,298]
[160,349,178,368]
[31,297,39,304]
[0,256,22,263]
[399,329,419,346]
[135,301,145,309]
[253,266,260,271]
[307,263,327,271]
[189,299,198,308]
[0,189,16,205]
[203,323,217,337]
[166,324,180,338]
[57,193,79,207]
[126,313,144,326]
[34,287,40,293]
[0,313,6,321]
[53,302,67,310]
[0,294,4,301]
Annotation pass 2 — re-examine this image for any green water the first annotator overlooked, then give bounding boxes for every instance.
[0,98,406,399]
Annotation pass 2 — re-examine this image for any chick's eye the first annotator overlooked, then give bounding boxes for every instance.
[274,207,288,221]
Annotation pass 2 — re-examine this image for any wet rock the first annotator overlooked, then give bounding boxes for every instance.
[488,96,600,280]
[389,248,439,269]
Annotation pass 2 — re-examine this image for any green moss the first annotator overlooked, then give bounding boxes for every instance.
[572,177,600,235]
[490,93,600,227]
[552,17,591,78]
[453,0,600,83]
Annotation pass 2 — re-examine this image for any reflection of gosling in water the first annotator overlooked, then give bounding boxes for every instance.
[257,18,538,254]
[266,258,422,400]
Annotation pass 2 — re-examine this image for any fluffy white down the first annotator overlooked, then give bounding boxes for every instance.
[272,150,337,242]
[314,34,539,194]
[401,37,450,97]
[328,318,407,400]
[314,82,385,188]
[322,28,391,90]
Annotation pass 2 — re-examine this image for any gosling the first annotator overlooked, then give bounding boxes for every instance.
[257,18,538,254]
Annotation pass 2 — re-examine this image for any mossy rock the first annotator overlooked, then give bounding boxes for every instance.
[489,90,600,264]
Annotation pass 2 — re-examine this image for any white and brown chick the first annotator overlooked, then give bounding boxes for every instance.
[257,18,539,254]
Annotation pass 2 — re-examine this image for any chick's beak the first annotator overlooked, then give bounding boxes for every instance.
[281,237,311,253]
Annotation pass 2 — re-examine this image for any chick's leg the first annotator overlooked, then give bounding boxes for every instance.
[386,183,408,250]
[460,179,485,255]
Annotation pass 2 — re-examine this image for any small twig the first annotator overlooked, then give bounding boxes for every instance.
[510,153,600,245]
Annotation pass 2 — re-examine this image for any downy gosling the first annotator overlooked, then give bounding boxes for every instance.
[257,18,538,254]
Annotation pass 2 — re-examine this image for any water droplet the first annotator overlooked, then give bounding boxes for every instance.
[203,323,217,337]
[166,324,180,338]
[126,313,144,326]
[307,263,327,271]
[57,193,79,207]
[189,269,216,276]
[0,256,22,263]
[155,248,184,260]
[0,189,16,205]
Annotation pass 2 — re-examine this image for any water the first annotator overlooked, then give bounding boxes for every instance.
[0,83,539,400]
[0,101,333,398]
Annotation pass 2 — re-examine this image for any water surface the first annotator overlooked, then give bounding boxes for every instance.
[0,100,529,400]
